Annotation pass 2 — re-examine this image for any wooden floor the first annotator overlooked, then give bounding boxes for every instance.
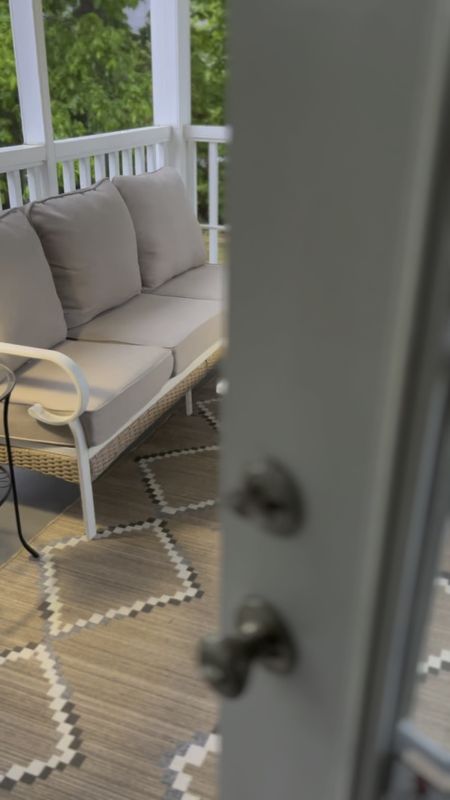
[411,522,450,754]
[0,471,78,565]
[0,375,220,798]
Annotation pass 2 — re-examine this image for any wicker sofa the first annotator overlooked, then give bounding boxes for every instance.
[0,167,225,540]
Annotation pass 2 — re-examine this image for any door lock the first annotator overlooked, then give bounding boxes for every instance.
[199,596,296,698]
[228,458,302,536]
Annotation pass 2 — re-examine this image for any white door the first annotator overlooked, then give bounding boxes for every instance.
[203,1,450,798]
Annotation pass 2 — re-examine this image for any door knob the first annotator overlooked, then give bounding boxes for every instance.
[228,458,302,536]
[199,596,296,698]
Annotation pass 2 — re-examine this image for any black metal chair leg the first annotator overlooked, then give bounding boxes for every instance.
[3,395,39,559]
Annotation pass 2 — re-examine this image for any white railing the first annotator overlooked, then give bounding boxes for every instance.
[0,144,47,209]
[185,125,231,263]
[0,126,171,208]
[54,125,172,192]
[0,124,230,263]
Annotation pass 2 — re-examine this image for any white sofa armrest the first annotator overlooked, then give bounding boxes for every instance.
[0,342,90,426]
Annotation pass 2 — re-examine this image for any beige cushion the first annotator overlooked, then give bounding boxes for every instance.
[149,263,226,302]
[0,209,67,372]
[7,340,173,448]
[27,180,142,329]
[113,168,206,290]
[69,294,223,375]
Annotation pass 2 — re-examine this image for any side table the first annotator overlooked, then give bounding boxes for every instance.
[0,365,39,559]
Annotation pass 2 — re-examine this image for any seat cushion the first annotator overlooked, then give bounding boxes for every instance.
[0,209,67,372]
[7,340,173,448]
[148,263,226,302]
[68,294,223,375]
[27,179,142,329]
[113,168,206,291]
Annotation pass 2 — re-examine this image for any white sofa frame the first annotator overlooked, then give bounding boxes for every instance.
[0,339,223,540]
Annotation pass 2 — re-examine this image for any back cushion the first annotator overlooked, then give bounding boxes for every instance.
[28,179,142,329]
[113,167,206,291]
[0,209,67,371]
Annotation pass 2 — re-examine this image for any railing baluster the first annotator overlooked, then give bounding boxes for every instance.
[7,170,23,208]
[134,147,145,175]
[208,142,219,263]
[187,140,198,214]
[94,154,106,182]
[62,161,76,193]
[146,145,156,172]
[155,142,165,169]
[79,157,92,189]
[121,149,133,176]
[26,167,42,201]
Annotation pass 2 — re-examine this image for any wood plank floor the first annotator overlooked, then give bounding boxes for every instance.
[0,375,220,799]
[0,471,78,565]
[411,522,450,756]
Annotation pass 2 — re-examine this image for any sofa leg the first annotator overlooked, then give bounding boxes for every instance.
[70,419,97,541]
[185,389,193,416]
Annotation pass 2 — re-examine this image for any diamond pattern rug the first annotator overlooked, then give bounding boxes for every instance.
[0,374,221,799]
[411,522,450,754]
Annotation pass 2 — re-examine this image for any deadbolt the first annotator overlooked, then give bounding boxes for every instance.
[228,458,302,535]
[199,596,296,698]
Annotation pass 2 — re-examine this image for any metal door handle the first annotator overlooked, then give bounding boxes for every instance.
[199,596,296,698]
[228,459,302,536]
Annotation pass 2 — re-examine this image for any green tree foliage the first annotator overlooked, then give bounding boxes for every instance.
[0,0,227,219]
[191,0,227,222]
[0,0,226,148]
[0,2,22,145]
[43,0,152,138]
[191,0,227,125]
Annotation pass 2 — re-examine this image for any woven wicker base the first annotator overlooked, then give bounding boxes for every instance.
[0,445,80,483]
[0,348,223,485]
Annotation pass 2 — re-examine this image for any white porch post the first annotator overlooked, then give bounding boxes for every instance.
[9,0,58,196]
[150,0,191,185]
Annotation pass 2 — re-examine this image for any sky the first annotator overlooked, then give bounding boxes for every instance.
[126,1,150,31]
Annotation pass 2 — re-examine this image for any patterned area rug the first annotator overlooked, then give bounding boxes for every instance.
[0,375,221,799]
[411,523,450,751]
